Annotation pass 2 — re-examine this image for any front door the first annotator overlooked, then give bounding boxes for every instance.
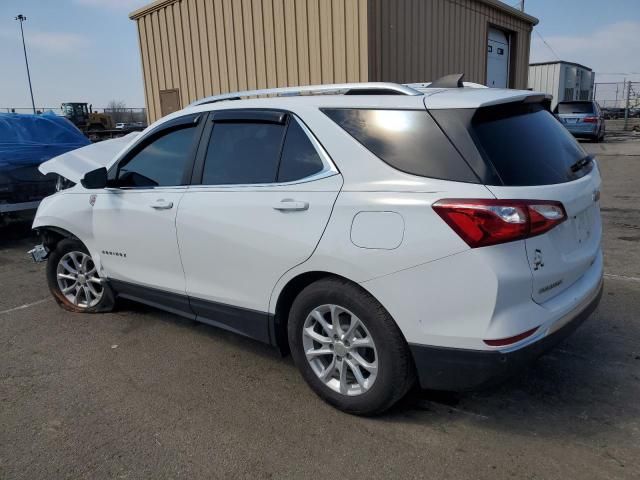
[93,113,204,296]
[176,110,342,342]
[92,189,187,294]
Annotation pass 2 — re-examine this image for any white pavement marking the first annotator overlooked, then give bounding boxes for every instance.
[604,273,640,282]
[0,298,51,316]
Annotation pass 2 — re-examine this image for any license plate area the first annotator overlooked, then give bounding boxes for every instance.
[573,207,594,244]
[565,118,579,124]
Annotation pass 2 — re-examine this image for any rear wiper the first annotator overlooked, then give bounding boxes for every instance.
[570,155,593,173]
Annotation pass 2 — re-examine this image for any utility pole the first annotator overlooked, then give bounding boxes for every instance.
[520,0,525,12]
[15,14,36,114]
[624,80,631,131]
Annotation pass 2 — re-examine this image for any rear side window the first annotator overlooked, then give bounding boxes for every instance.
[277,120,324,182]
[201,114,326,185]
[466,104,590,186]
[555,102,595,114]
[203,122,285,185]
[322,109,478,183]
[116,125,198,187]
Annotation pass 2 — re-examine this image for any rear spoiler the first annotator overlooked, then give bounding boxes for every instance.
[523,93,553,111]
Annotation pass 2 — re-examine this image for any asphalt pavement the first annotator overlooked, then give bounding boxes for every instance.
[1,133,639,479]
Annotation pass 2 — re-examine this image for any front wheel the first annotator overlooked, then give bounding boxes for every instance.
[46,238,115,313]
[288,278,415,415]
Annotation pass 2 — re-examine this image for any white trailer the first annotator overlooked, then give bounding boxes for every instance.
[528,61,594,109]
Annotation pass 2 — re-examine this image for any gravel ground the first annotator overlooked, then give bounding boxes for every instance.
[1,134,639,479]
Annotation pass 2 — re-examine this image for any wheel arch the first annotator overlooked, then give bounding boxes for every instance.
[34,226,80,251]
[270,270,409,356]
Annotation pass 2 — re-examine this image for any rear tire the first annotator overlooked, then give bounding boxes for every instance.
[46,238,115,313]
[288,278,415,415]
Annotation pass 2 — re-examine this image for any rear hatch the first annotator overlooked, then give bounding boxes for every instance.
[431,101,601,304]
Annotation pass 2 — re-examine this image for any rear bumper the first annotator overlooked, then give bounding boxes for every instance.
[565,124,599,137]
[409,278,603,391]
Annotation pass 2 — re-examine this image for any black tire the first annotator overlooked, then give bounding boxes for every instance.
[288,278,415,415]
[46,238,115,313]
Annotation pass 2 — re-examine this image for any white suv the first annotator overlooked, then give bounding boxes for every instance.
[32,77,603,415]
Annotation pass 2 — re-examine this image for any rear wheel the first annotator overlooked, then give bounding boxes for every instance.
[288,278,414,415]
[46,239,115,313]
[598,128,605,142]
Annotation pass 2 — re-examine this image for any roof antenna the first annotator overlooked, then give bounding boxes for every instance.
[428,73,465,88]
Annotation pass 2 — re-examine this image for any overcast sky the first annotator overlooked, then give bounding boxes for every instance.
[0,0,638,111]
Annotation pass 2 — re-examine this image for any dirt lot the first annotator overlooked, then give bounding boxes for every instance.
[1,133,639,479]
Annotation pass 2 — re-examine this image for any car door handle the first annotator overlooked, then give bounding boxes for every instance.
[272,199,309,212]
[150,199,174,210]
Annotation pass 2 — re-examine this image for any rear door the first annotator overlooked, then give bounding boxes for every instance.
[467,103,602,303]
[176,109,342,341]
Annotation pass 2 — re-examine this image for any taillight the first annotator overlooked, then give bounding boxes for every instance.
[582,116,598,123]
[432,199,567,248]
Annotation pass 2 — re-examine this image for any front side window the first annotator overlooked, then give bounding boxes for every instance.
[116,125,198,187]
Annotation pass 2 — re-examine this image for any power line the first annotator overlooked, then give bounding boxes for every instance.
[534,29,561,61]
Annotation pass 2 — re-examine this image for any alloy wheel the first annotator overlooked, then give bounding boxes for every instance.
[302,304,378,396]
[56,251,104,308]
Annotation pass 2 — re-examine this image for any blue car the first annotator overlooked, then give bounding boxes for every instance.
[0,112,89,216]
[554,101,605,142]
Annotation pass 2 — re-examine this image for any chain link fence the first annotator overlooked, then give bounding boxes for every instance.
[593,81,640,132]
[2,107,148,126]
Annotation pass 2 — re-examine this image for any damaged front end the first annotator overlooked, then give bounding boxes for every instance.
[28,244,49,263]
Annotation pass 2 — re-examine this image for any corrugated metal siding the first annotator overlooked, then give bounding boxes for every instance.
[529,62,595,108]
[134,0,369,122]
[367,0,533,89]
[528,63,561,98]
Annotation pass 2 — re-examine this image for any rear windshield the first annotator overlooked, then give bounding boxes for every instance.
[556,102,594,114]
[322,108,478,183]
[469,104,591,186]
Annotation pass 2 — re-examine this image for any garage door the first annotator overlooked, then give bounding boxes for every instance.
[487,28,509,88]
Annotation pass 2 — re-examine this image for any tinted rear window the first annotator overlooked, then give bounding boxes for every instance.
[322,109,478,183]
[277,119,324,182]
[556,102,594,114]
[203,122,285,185]
[470,104,591,186]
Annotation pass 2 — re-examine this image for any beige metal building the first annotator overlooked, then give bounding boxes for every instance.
[130,0,538,122]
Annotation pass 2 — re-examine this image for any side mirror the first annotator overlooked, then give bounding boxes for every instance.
[80,167,108,189]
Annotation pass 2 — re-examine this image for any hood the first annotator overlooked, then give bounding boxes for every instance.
[38,132,140,183]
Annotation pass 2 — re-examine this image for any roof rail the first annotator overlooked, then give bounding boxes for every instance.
[189,82,422,107]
